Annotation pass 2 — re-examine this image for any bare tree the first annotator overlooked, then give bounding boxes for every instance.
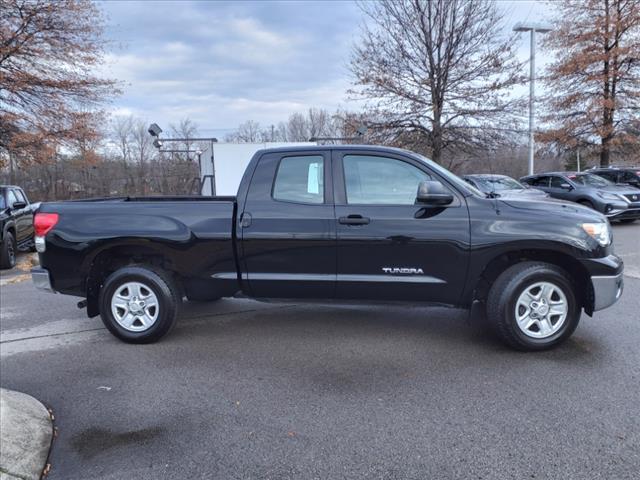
[224,120,264,142]
[540,0,640,167]
[350,0,524,163]
[0,0,119,174]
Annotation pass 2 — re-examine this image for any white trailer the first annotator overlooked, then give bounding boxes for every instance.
[198,142,316,196]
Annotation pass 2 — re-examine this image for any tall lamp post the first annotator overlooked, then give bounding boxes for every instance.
[513,22,553,175]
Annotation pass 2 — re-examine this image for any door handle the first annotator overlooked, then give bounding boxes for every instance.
[339,215,370,225]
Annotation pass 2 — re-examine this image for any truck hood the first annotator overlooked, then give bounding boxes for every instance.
[499,196,605,222]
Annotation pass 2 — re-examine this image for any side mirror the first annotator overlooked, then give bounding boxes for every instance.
[560,183,573,190]
[416,180,454,206]
[11,201,27,210]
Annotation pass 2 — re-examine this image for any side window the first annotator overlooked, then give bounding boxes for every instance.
[596,171,615,182]
[549,176,566,188]
[273,155,324,204]
[530,176,550,187]
[343,155,431,205]
[621,171,637,183]
[7,189,18,206]
[13,189,26,203]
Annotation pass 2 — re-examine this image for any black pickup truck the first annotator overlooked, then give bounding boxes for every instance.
[1,185,36,268]
[32,146,624,350]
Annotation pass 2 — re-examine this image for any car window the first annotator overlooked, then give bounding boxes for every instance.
[479,177,524,191]
[13,189,26,203]
[621,171,638,182]
[529,176,550,187]
[569,173,613,187]
[595,171,616,182]
[0,193,5,209]
[6,189,18,206]
[272,155,324,204]
[549,176,566,188]
[343,155,431,205]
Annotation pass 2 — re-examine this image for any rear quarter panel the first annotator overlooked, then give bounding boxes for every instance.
[39,200,237,296]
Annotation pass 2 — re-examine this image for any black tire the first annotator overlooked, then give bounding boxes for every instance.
[578,200,595,210]
[486,261,581,351]
[0,232,17,269]
[99,265,180,343]
[618,218,636,224]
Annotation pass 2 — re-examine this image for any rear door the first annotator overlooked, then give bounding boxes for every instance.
[239,150,336,298]
[332,150,470,304]
[12,188,33,243]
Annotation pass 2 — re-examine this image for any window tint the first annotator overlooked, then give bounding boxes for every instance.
[596,171,616,182]
[6,189,18,206]
[13,189,26,203]
[529,176,550,187]
[273,155,324,204]
[621,171,638,182]
[343,155,431,205]
[549,176,566,188]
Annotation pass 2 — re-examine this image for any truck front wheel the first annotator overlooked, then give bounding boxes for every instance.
[99,265,180,343]
[487,262,581,351]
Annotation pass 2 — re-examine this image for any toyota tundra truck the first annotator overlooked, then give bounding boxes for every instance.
[31,146,624,351]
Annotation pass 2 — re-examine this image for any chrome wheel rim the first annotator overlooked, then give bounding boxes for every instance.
[111,282,159,332]
[515,281,568,339]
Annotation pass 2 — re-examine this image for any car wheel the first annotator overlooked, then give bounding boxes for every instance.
[487,261,581,351]
[99,265,180,343]
[0,232,17,269]
[618,219,636,224]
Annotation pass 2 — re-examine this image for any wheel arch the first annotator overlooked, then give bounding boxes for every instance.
[84,241,181,317]
[472,248,593,315]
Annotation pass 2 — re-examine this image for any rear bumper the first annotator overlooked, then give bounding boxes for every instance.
[591,273,624,311]
[31,268,55,292]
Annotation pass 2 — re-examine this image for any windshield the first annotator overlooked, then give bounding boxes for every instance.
[412,153,485,197]
[473,177,524,192]
[569,173,614,187]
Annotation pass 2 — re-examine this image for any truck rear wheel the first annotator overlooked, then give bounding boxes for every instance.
[99,265,180,343]
[486,261,581,351]
[0,232,17,269]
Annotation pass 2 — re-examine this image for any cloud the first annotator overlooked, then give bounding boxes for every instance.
[98,0,360,132]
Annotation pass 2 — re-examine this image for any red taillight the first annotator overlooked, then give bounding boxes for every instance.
[34,213,59,237]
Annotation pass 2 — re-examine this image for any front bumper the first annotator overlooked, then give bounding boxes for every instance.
[591,272,624,311]
[31,267,55,292]
[607,207,640,220]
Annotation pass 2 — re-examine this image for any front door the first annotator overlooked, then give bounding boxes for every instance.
[333,150,470,304]
[239,150,336,298]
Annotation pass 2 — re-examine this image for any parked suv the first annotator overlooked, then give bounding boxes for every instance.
[462,174,548,199]
[520,172,640,223]
[589,166,640,190]
[1,185,36,268]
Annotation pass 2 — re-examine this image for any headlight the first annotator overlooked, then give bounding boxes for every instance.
[597,192,621,201]
[582,222,611,246]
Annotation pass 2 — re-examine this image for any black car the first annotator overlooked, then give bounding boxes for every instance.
[589,166,640,190]
[1,185,36,268]
[31,145,624,351]
[520,172,640,223]
[462,174,548,199]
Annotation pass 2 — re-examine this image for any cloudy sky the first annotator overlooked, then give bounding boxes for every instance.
[99,0,550,138]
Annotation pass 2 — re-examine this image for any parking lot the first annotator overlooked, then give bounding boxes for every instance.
[0,223,638,479]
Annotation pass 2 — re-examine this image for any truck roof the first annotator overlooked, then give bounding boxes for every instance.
[254,144,420,157]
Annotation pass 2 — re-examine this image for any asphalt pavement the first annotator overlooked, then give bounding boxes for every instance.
[0,223,638,479]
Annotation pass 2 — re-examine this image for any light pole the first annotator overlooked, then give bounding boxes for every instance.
[513,22,553,175]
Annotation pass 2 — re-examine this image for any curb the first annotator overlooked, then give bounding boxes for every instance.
[0,388,53,480]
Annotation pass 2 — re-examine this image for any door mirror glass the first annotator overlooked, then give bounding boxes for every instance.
[560,183,573,190]
[416,180,454,205]
[11,201,27,210]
